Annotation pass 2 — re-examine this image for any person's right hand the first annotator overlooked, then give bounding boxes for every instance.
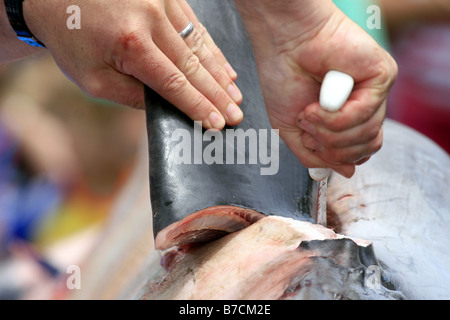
[234,0,398,178]
[23,0,243,130]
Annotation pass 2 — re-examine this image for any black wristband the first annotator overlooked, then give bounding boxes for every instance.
[4,0,45,48]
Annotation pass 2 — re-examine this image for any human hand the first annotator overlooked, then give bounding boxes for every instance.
[235,0,398,178]
[22,0,243,130]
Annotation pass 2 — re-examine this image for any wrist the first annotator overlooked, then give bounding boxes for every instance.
[234,0,335,56]
[0,0,43,63]
[23,0,80,51]
[4,0,45,47]
[22,0,48,46]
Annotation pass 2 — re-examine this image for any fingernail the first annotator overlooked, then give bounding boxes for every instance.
[208,111,225,130]
[224,63,237,79]
[299,120,317,136]
[227,84,242,104]
[226,103,243,123]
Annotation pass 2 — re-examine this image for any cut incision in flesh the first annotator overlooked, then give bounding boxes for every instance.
[154,205,266,250]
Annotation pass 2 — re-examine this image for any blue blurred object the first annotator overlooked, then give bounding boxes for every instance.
[0,120,18,181]
[0,121,62,253]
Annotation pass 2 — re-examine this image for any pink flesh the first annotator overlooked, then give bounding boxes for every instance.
[154,206,266,250]
[141,216,373,300]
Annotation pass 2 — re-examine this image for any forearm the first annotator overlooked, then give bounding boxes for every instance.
[0,0,44,64]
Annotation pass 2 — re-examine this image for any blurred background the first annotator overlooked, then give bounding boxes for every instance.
[0,0,449,299]
[0,53,151,299]
[380,0,450,154]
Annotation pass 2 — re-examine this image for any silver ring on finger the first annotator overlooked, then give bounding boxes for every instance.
[179,21,194,39]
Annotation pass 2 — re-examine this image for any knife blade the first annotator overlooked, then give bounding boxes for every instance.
[309,70,355,227]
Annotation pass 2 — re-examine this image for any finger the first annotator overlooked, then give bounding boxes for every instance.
[176,0,238,80]
[302,86,388,133]
[301,126,383,165]
[154,9,243,126]
[276,126,356,178]
[165,1,242,106]
[355,156,371,166]
[184,28,243,105]
[115,34,226,130]
[299,101,386,149]
[301,142,357,178]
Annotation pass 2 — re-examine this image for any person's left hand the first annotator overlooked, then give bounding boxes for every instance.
[22,0,243,130]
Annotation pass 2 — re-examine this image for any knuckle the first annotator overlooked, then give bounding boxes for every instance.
[387,53,399,79]
[161,71,188,96]
[371,132,384,154]
[116,29,147,55]
[145,1,165,21]
[378,62,390,83]
[390,58,399,82]
[377,57,398,90]
[188,30,204,56]
[183,54,201,77]
[197,23,208,37]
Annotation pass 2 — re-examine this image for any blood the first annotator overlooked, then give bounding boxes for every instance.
[326,207,343,234]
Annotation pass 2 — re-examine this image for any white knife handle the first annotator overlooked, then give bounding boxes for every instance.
[308,70,354,181]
